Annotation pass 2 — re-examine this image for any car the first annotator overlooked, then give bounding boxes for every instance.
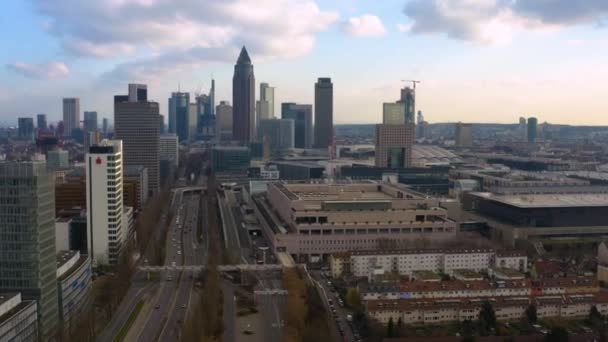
[181,304,186,308]
[167,276,172,281]
[155,304,160,309]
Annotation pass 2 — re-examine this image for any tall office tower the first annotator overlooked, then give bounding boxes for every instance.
[37,114,48,131]
[216,101,233,141]
[83,111,98,132]
[209,79,215,117]
[196,94,211,136]
[257,82,275,121]
[128,83,147,102]
[159,114,165,134]
[281,102,313,148]
[232,46,255,142]
[258,118,294,153]
[416,110,426,139]
[527,117,538,143]
[159,134,179,167]
[188,103,198,141]
[18,117,35,140]
[114,85,160,196]
[519,117,527,142]
[375,124,415,168]
[0,161,59,338]
[102,118,109,135]
[86,140,125,265]
[168,92,190,142]
[454,122,473,147]
[314,77,333,148]
[62,98,80,137]
[382,103,406,124]
[398,87,416,124]
[417,110,424,125]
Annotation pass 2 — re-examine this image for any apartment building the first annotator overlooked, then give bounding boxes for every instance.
[367,293,608,325]
[335,249,527,279]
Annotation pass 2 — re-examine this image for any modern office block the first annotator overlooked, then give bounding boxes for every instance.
[85,140,125,265]
[0,293,38,341]
[216,101,233,141]
[124,165,149,211]
[56,250,91,325]
[62,98,80,137]
[282,102,313,148]
[455,122,473,148]
[169,92,190,142]
[398,87,416,124]
[212,146,250,172]
[258,119,294,153]
[314,77,333,148]
[527,117,538,143]
[114,85,160,195]
[375,124,415,168]
[159,134,179,167]
[128,83,147,102]
[83,111,98,132]
[37,114,48,131]
[18,117,35,140]
[0,161,59,338]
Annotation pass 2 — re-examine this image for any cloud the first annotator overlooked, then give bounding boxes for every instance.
[402,0,606,45]
[6,61,70,79]
[29,0,339,82]
[342,14,387,37]
[397,23,412,33]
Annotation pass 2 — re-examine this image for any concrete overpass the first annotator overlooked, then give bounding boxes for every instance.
[138,264,285,272]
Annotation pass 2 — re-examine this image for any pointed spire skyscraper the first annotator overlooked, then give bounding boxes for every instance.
[232,46,255,142]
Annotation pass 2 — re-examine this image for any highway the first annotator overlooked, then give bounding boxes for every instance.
[135,189,203,342]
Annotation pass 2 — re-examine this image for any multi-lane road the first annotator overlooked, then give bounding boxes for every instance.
[136,189,203,342]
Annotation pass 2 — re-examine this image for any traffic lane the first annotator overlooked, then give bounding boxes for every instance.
[317,275,356,342]
[223,281,236,342]
[258,294,284,342]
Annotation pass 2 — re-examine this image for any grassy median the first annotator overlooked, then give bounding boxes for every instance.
[114,299,145,342]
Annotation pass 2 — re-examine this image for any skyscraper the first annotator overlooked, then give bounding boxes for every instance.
[232,46,255,142]
[86,140,125,265]
[83,111,98,132]
[527,117,538,144]
[209,79,215,117]
[257,83,275,122]
[102,118,109,135]
[314,77,333,148]
[382,103,406,125]
[216,101,233,141]
[455,122,473,147]
[282,102,313,148]
[114,84,160,196]
[375,124,415,168]
[37,114,47,131]
[189,102,198,141]
[168,92,190,142]
[398,87,415,124]
[62,98,80,137]
[128,84,147,102]
[18,117,35,140]
[0,160,59,338]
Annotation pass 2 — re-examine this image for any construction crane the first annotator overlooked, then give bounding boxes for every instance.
[401,79,421,91]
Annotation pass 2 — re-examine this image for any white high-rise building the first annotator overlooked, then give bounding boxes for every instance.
[86,140,125,265]
[159,134,179,167]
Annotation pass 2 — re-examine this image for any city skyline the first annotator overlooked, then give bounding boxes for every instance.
[2,1,608,126]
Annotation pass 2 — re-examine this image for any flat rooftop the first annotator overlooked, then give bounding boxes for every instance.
[274,181,423,202]
[0,292,19,308]
[470,192,608,208]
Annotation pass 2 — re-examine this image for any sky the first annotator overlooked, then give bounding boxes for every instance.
[1,0,608,126]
